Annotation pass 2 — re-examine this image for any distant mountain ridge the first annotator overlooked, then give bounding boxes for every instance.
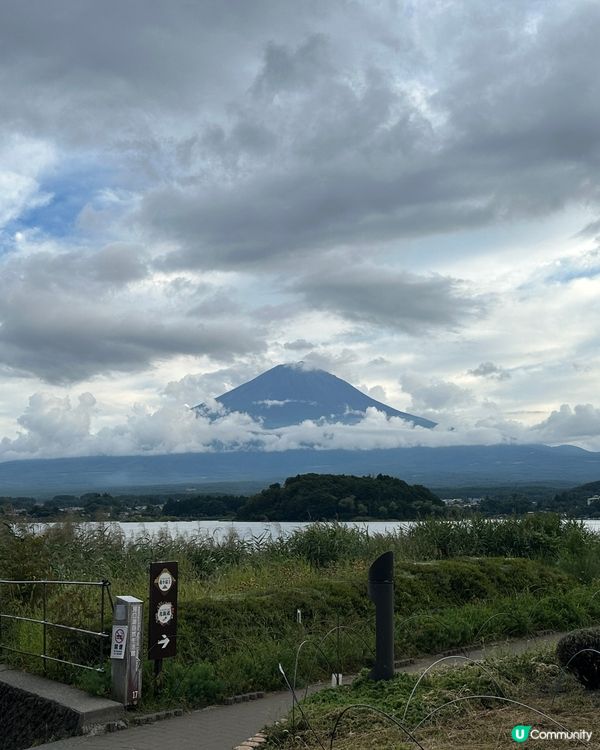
[1,444,599,496]
[3,365,599,496]
[195,362,436,429]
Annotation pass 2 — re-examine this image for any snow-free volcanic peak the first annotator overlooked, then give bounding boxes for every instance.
[195,363,436,429]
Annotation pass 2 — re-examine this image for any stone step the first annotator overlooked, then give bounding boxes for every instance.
[0,665,125,748]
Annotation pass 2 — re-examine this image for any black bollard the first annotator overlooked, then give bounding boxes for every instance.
[368,551,395,680]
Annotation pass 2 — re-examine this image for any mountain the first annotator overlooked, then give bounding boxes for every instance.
[1,444,599,496]
[196,362,436,429]
[3,364,600,496]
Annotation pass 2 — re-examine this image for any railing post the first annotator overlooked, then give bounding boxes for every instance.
[99,583,106,671]
[42,582,47,674]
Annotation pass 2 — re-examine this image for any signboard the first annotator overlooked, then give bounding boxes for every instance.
[148,561,178,660]
[111,595,143,706]
[110,624,128,660]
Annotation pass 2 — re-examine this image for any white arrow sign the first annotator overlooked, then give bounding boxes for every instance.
[158,635,170,649]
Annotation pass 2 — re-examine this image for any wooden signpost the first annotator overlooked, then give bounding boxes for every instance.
[148,561,178,682]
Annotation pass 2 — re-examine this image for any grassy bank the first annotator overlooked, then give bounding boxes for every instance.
[1,515,600,708]
[266,648,600,749]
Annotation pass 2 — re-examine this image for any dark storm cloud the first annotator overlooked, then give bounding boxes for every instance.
[4,1,600,275]
[284,339,317,350]
[0,291,265,382]
[0,302,264,383]
[0,248,264,382]
[134,1,600,273]
[148,159,493,271]
[5,244,149,291]
[0,0,318,144]
[469,362,511,381]
[251,34,333,96]
[294,265,484,333]
[201,121,277,161]
[3,0,600,386]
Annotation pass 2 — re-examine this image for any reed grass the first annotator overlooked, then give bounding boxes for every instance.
[1,514,599,708]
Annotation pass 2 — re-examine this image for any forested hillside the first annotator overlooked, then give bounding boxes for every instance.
[551,480,600,515]
[236,473,443,520]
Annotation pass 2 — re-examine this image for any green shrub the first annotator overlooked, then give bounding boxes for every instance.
[166,661,223,705]
[556,627,600,689]
[76,668,111,697]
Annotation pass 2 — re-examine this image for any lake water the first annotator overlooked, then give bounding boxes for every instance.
[35,518,600,542]
[74,519,413,541]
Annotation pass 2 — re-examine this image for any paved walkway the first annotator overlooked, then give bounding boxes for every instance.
[36,632,564,750]
[36,693,294,750]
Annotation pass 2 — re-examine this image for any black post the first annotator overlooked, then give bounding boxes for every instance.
[154,658,163,694]
[336,612,340,682]
[368,551,394,680]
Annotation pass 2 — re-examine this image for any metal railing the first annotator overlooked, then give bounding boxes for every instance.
[0,579,112,673]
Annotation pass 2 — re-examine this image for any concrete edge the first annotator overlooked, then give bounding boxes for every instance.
[0,665,125,732]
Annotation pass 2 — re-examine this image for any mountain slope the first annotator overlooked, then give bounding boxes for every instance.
[551,478,600,514]
[198,362,436,429]
[0,444,598,495]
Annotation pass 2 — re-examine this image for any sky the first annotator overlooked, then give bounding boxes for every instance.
[2,0,600,460]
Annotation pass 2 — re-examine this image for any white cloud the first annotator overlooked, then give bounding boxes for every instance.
[400,373,473,412]
[3,386,600,462]
[1,392,96,457]
[531,404,600,450]
[0,134,55,227]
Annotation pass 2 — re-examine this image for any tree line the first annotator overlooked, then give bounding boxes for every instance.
[3,475,600,521]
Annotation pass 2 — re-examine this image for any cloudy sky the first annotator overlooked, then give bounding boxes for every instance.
[2,0,600,460]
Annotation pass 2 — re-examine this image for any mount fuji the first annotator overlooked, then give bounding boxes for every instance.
[195,362,436,429]
[2,364,600,495]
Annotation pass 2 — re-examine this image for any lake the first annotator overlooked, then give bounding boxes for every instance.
[34,518,600,542]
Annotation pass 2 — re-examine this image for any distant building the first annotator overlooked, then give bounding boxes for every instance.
[586,495,600,506]
[441,497,482,508]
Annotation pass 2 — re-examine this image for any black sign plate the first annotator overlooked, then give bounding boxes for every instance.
[148,560,178,660]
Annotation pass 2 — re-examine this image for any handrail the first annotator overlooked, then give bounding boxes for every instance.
[0,579,112,673]
[0,579,108,586]
[0,645,105,672]
[0,613,109,638]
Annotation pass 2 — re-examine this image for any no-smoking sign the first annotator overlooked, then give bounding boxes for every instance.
[110,624,128,660]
